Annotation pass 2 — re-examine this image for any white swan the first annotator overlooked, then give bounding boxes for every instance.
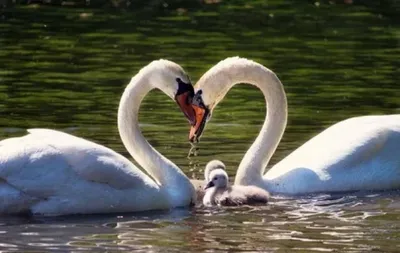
[0,59,197,215]
[203,160,269,206]
[188,57,400,195]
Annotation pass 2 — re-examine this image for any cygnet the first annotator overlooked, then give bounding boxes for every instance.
[203,160,270,206]
[191,160,228,202]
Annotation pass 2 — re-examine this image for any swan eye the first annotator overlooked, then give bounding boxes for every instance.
[192,90,206,108]
[213,177,218,181]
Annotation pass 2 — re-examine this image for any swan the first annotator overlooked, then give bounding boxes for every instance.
[0,59,197,215]
[187,57,400,195]
[203,160,269,206]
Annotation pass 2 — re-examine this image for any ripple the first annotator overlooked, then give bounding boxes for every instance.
[0,243,17,248]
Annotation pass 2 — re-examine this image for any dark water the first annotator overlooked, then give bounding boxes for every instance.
[0,0,399,252]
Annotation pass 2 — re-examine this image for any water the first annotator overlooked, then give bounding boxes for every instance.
[0,0,399,252]
[1,194,400,252]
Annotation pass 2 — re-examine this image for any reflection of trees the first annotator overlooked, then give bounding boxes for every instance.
[3,0,204,8]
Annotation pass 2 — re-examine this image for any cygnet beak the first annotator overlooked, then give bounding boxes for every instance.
[204,181,215,190]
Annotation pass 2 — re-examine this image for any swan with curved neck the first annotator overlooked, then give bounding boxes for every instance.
[0,59,196,215]
[188,57,400,194]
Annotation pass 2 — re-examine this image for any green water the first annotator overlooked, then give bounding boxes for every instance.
[0,1,399,252]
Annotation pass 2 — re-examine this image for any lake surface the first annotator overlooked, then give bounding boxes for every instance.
[0,0,399,252]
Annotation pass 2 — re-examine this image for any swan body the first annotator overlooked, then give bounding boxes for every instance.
[0,129,163,215]
[0,60,196,215]
[265,115,400,194]
[189,57,400,195]
[203,160,269,206]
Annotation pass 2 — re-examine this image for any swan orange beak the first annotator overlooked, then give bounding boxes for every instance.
[189,104,209,143]
[176,91,196,126]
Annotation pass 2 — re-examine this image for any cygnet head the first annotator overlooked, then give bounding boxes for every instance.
[204,160,226,182]
[204,168,229,190]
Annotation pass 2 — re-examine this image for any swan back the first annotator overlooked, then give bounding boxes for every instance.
[264,114,400,194]
[0,129,168,215]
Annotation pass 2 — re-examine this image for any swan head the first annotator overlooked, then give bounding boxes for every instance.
[146,59,197,125]
[204,160,226,182]
[204,168,229,190]
[188,57,247,142]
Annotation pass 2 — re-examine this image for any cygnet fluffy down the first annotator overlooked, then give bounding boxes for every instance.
[203,160,270,206]
[191,160,228,202]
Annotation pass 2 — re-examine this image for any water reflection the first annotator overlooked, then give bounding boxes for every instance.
[1,193,399,252]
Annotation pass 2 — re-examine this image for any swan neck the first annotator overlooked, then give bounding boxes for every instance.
[117,74,194,202]
[198,59,287,187]
[118,75,152,175]
[235,70,287,187]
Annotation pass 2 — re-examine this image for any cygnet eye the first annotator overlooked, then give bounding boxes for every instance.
[213,177,218,181]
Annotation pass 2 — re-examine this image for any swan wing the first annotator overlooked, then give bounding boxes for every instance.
[0,129,156,202]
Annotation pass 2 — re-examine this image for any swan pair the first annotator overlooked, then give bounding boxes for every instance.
[202,160,269,206]
[0,57,399,215]
[188,57,400,195]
